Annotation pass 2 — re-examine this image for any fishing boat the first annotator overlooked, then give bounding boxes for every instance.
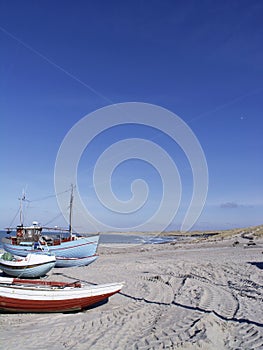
[2,229,99,268]
[2,186,100,268]
[0,252,56,278]
[0,277,124,313]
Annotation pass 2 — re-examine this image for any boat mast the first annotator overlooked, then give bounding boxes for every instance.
[19,191,26,226]
[69,184,74,237]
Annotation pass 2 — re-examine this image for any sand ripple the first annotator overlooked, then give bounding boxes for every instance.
[1,241,263,349]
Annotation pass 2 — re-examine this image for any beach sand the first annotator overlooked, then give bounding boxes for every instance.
[1,233,263,350]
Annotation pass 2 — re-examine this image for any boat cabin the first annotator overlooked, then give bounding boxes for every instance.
[16,223,42,242]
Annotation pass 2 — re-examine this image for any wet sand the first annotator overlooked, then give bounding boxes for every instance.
[1,233,263,350]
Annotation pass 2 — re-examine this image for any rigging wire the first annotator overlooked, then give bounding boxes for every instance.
[6,189,71,228]
[29,189,71,202]
[43,211,65,227]
[8,206,20,228]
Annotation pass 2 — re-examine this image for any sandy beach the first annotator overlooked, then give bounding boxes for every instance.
[1,231,263,350]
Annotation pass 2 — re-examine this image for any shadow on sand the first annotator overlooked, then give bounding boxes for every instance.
[249,261,263,270]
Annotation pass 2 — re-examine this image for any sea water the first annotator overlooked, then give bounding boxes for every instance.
[0,231,178,249]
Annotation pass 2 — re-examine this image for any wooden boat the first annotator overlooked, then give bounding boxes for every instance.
[0,277,124,313]
[2,186,100,268]
[0,252,56,278]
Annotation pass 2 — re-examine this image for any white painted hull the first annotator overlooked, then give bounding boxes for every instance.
[0,253,56,278]
[0,277,124,312]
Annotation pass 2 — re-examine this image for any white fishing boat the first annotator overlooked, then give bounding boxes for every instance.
[0,252,56,278]
[0,277,124,313]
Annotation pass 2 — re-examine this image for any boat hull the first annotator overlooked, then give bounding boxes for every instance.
[0,254,56,278]
[0,261,56,278]
[2,235,100,267]
[0,279,124,313]
[55,255,98,268]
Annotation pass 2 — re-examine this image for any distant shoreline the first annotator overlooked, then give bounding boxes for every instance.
[96,223,263,238]
[1,224,262,245]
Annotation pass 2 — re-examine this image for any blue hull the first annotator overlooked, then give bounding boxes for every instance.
[55,255,98,268]
[2,235,100,267]
[0,260,56,278]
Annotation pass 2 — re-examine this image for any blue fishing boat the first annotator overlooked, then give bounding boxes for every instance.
[2,232,99,268]
[2,186,100,267]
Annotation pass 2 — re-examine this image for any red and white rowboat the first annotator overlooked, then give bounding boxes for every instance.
[0,277,124,313]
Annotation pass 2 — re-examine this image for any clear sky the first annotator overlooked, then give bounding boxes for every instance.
[1,0,262,231]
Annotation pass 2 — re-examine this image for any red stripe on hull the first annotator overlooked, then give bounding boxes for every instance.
[0,290,120,313]
[12,278,81,287]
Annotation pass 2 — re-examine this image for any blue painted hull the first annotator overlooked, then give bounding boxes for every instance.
[55,255,98,268]
[0,260,56,278]
[2,235,100,267]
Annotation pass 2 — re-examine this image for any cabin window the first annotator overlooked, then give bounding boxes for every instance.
[27,229,33,237]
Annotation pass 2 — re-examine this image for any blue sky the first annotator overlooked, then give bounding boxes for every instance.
[1,0,262,231]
